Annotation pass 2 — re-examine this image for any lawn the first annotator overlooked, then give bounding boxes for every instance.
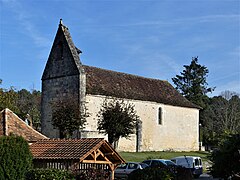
[119,151,210,162]
[119,151,211,172]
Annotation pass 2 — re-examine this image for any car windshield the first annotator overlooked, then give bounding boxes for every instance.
[165,160,176,166]
[140,163,148,168]
[128,163,138,169]
[117,163,127,169]
[142,160,151,165]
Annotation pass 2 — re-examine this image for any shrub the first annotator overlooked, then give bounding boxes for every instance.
[75,168,110,180]
[127,166,174,180]
[0,135,32,180]
[127,165,192,180]
[25,168,74,180]
[209,134,240,179]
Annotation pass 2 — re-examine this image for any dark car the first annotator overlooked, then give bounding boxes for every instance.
[115,162,148,179]
[142,159,177,167]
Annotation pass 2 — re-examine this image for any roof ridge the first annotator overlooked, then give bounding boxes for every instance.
[83,64,168,83]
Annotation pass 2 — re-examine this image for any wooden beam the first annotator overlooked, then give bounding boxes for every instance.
[82,160,112,164]
[95,149,111,163]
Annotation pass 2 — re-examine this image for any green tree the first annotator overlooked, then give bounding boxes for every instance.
[172,57,214,108]
[0,135,33,180]
[201,95,240,146]
[0,86,19,113]
[97,98,140,149]
[0,81,41,130]
[209,134,240,179]
[17,89,41,130]
[51,99,88,138]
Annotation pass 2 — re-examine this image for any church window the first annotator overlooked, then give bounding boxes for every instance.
[57,41,63,60]
[158,107,162,125]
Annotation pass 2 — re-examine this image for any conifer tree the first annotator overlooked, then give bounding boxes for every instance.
[172,57,214,108]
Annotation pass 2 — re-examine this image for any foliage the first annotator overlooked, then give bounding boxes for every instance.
[97,98,139,148]
[0,86,19,113]
[128,165,192,180]
[201,95,240,146]
[75,168,110,180]
[0,135,32,180]
[220,90,240,100]
[209,134,240,179]
[25,168,74,180]
[51,99,88,138]
[17,89,41,130]
[0,80,41,130]
[172,57,214,108]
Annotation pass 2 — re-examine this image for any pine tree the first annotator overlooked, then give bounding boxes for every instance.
[172,57,214,108]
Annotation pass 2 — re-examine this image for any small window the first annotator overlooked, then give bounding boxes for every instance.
[158,107,162,125]
[117,163,127,169]
[128,163,138,169]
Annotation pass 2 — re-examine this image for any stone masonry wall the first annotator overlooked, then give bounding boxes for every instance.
[85,94,199,152]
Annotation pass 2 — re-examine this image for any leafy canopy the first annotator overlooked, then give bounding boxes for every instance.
[201,95,240,146]
[209,134,240,179]
[0,79,41,129]
[52,99,88,138]
[172,57,214,108]
[97,99,140,147]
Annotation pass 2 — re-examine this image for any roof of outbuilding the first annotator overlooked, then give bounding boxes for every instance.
[30,138,125,164]
[83,65,200,109]
[0,108,48,142]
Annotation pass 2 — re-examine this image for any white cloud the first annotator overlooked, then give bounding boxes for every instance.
[2,0,51,48]
[91,14,240,28]
[210,79,240,97]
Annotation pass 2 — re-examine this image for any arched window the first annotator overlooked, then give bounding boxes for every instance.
[158,107,162,125]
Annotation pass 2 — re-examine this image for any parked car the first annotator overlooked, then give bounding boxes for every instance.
[142,159,177,167]
[170,156,203,178]
[115,162,148,179]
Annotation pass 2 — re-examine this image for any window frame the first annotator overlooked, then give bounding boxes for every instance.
[158,107,163,125]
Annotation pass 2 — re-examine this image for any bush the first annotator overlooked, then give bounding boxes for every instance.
[0,135,32,180]
[75,168,110,180]
[209,134,240,179]
[127,165,192,180]
[25,168,74,180]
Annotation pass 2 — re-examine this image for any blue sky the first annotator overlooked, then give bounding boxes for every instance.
[0,0,239,97]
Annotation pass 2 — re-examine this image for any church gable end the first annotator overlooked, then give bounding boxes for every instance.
[41,20,85,138]
[42,20,82,80]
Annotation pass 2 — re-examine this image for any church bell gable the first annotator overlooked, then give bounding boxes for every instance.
[42,19,82,80]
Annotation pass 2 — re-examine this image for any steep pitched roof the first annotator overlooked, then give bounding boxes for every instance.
[42,19,83,80]
[84,65,200,109]
[0,108,48,142]
[30,138,125,164]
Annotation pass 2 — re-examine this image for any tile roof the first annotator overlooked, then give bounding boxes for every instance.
[0,108,48,142]
[84,65,200,109]
[31,138,102,159]
[30,138,125,164]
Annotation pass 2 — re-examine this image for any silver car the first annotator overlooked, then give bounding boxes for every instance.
[115,162,148,179]
[142,159,177,167]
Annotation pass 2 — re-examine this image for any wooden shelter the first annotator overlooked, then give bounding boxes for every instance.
[30,138,125,179]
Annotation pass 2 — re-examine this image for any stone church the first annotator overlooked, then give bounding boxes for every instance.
[41,20,200,152]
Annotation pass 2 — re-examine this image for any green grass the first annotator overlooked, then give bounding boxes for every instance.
[119,151,211,173]
[119,151,210,162]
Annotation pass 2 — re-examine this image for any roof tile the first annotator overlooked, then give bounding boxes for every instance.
[84,65,200,109]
